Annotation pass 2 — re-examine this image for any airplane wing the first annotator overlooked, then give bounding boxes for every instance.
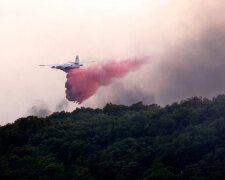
[39,64,54,66]
[82,61,95,63]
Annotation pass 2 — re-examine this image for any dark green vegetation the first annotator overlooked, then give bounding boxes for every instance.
[1,95,225,180]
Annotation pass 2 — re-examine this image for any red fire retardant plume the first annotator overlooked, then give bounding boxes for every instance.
[65,58,147,104]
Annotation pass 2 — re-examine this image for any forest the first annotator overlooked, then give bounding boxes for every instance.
[1,95,225,179]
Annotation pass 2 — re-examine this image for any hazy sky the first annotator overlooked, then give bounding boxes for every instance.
[1,0,225,124]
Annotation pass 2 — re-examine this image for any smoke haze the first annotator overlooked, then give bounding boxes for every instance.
[90,1,225,106]
[157,26,225,104]
[27,99,69,117]
[27,101,51,117]
[1,0,225,124]
[55,99,69,112]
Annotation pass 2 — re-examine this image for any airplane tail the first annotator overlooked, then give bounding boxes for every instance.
[75,55,79,65]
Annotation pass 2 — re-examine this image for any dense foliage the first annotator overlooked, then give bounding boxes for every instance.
[1,95,225,179]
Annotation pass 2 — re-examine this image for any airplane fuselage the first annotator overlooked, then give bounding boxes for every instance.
[52,63,83,72]
[39,55,92,72]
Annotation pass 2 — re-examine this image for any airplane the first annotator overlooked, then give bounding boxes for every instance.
[39,55,94,72]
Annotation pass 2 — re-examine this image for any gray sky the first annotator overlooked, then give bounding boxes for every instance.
[0,0,225,124]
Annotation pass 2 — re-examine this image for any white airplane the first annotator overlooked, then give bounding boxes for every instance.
[39,55,94,72]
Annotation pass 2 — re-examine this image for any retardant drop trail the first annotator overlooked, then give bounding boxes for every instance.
[65,57,147,104]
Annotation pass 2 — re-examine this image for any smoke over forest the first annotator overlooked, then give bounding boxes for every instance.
[90,1,225,106]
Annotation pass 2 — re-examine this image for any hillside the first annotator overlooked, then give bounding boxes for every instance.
[1,95,225,179]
